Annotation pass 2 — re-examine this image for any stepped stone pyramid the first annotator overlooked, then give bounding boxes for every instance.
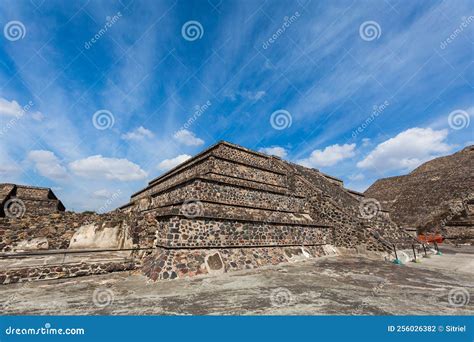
[121,141,413,280]
[0,184,65,218]
[365,145,474,243]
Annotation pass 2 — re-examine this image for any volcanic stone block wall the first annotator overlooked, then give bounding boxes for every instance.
[0,211,131,252]
[15,186,50,200]
[120,141,345,281]
[0,184,65,218]
[149,180,308,212]
[142,245,333,281]
[154,217,333,248]
[0,210,151,284]
[0,259,137,285]
[273,159,414,252]
[124,142,413,257]
[19,199,62,216]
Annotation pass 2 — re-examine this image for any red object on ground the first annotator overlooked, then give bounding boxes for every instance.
[418,234,444,243]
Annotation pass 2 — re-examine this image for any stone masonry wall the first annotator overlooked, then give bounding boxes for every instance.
[15,187,50,200]
[149,179,308,213]
[0,211,130,252]
[0,259,137,285]
[142,244,334,280]
[154,216,333,248]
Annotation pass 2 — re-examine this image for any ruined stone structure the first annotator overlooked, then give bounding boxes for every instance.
[365,145,474,244]
[120,141,413,280]
[0,184,65,218]
[0,141,415,284]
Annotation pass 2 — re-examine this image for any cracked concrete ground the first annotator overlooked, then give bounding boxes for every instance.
[1,246,473,315]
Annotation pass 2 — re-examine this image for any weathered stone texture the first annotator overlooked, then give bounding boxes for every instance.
[0,184,65,217]
[154,217,332,248]
[142,245,333,281]
[0,260,137,285]
[365,145,474,243]
[121,141,413,281]
[0,211,131,252]
[1,141,415,283]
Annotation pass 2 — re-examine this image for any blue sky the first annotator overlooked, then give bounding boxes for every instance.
[0,0,473,211]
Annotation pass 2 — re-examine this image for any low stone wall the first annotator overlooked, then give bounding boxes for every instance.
[142,244,335,281]
[0,211,130,252]
[0,259,137,285]
[444,225,474,244]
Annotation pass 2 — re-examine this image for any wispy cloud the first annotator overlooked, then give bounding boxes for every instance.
[121,126,154,141]
[173,129,204,146]
[0,0,471,208]
[157,154,191,171]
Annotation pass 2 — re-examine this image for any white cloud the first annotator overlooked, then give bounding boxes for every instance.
[357,127,452,172]
[349,173,365,181]
[258,146,288,158]
[69,155,147,181]
[0,163,20,178]
[0,97,43,120]
[31,112,45,121]
[92,189,114,199]
[297,143,356,168]
[0,98,23,117]
[173,129,204,146]
[28,150,68,180]
[121,126,154,141]
[245,90,266,100]
[157,154,191,171]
